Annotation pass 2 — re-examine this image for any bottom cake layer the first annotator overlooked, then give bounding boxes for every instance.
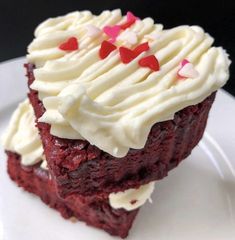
[6,151,138,238]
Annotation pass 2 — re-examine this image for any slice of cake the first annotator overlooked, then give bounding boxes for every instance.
[6,152,138,238]
[27,64,216,197]
[25,10,230,198]
[2,99,157,238]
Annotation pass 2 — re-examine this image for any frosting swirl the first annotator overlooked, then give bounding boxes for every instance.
[28,10,230,157]
[1,99,44,167]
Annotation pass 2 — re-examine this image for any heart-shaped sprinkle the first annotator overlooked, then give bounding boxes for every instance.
[85,25,102,38]
[177,59,199,78]
[119,47,136,63]
[103,25,121,43]
[120,11,138,30]
[139,55,160,71]
[59,37,78,51]
[127,11,138,23]
[133,42,150,57]
[118,30,138,45]
[99,40,117,59]
[119,42,150,64]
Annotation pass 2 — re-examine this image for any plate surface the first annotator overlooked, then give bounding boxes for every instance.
[0,57,235,240]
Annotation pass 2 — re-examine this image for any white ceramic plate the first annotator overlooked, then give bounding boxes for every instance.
[0,57,235,240]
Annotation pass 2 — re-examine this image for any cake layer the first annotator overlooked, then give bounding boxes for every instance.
[26,63,216,197]
[7,151,138,238]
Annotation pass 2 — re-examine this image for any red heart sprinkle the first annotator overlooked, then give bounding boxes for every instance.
[119,42,149,64]
[59,37,78,51]
[120,11,138,30]
[139,55,160,71]
[133,42,150,57]
[99,40,117,59]
[119,47,136,63]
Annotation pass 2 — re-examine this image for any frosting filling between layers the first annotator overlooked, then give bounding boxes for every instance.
[1,99,45,168]
[1,100,154,211]
[27,10,231,158]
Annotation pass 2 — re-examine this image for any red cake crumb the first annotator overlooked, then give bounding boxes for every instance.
[6,151,138,238]
[25,63,216,198]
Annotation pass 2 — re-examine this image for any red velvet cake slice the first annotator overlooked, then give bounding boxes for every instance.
[27,62,216,197]
[0,9,231,239]
[2,99,156,238]
[6,151,138,238]
[25,10,230,198]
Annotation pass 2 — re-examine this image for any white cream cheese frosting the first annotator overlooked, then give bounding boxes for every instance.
[2,99,155,211]
[109,181,155,211]
[27,9,231,157]
[1,99,44,167]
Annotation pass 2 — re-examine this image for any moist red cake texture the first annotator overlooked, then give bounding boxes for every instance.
[7,151,138,238]
[26,63,216,198]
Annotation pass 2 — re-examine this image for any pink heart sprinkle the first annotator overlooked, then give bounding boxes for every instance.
[126,11,138,22]
[103,25,121,42]
[178,60,199,79]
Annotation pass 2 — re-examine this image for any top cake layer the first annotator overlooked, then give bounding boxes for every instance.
[27,9,230,157]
